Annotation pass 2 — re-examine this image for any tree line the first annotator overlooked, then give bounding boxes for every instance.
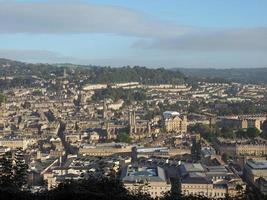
[0,58,185,88]
[92,87,147,103]
[189,120,267,141]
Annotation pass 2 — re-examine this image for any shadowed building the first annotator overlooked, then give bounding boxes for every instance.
[129,109,151,139]
[220,115,267,131]
[244,160,267,195]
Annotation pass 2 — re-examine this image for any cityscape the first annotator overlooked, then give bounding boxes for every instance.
[0,1,267,200]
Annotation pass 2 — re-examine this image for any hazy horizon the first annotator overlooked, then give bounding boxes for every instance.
[2,57,267,69]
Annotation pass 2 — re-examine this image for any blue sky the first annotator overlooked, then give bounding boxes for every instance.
[0,0,266,68]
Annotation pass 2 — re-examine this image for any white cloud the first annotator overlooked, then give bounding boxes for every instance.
[0,1,188,38]
[0,49,74,63]
[133,27,267,52]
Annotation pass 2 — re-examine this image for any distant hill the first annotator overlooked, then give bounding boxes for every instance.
[0,58,185,85]
[2,58,267,85]
[179,68,267,84]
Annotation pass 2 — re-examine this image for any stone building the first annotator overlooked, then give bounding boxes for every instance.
[121,165,171,198]
[129,109,151,138]
[221,115,267,131]
[244,160,267,195]
[213,137,267,157]
[163,111,187,133]
[180,163,245,198]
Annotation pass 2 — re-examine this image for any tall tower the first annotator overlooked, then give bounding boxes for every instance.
[191,134,201,161]
[129,109,136,135]
[106,121,111,139]
[103,99,107,120]
[133,110,136,133]
[0,98,7,127]
[129,110,132,134]
[147,121,151,134]
[63,68,67,79]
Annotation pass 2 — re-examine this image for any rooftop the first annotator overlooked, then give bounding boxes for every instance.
[246,160,267,170]
[180,163,205,175]
[121,165,168,183]
[181,172,212,184]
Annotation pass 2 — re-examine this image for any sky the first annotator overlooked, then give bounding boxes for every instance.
[0,0,267,68]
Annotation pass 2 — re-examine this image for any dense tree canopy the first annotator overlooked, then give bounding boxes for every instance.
[0,59,185,89]
[260,120,267,139]
[262,120,267,134]
[92,88,147,103]
[0,93,6,105]
[189,123,261,140]
[0,150,28,190]
[213,101,265,116]
[180,67,267,84]
[88,66,184,84]
[116,132,132,143]
[188,123,214,141]
[0,176,247,200]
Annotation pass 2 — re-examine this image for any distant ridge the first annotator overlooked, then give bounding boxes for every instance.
[1,58,267,84]
[179,68,267,84]
[0,58,185,84]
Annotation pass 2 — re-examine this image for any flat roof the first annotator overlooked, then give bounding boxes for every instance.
[121,166,168,183]
[246,160,267,170]
[181,172,212,184]
[180,163,205,174]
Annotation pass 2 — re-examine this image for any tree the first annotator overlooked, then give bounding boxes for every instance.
[116,132,132,144]
[246,127,260,138]
[221,127,235,138]
[0,93,7,106]
[0,150,28,190]
[261,120,267,139]
[50,176,153,200]
[191,135,201,161]
[22,101,31,109]
[222,153,230,163]
[235,129,246,138]
[188,123,213,141]
[262,120,267,134]
[13,149,28,189]
[32,89,43,96]
[235,184,243,193]
[0,151,13,188]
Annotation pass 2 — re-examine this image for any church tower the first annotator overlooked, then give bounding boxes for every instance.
[129,109,136,135]
[103,99,107,120]
[0,99,7,128]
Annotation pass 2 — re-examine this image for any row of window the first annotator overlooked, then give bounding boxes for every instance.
[183,190,226,197]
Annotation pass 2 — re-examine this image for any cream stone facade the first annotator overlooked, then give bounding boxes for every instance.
[164,115,187,133]
[121,166,171,198]
[214,137,267,157]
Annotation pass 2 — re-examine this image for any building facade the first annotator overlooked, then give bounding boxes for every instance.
[121,165,171,198]
[164,114,187,133]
